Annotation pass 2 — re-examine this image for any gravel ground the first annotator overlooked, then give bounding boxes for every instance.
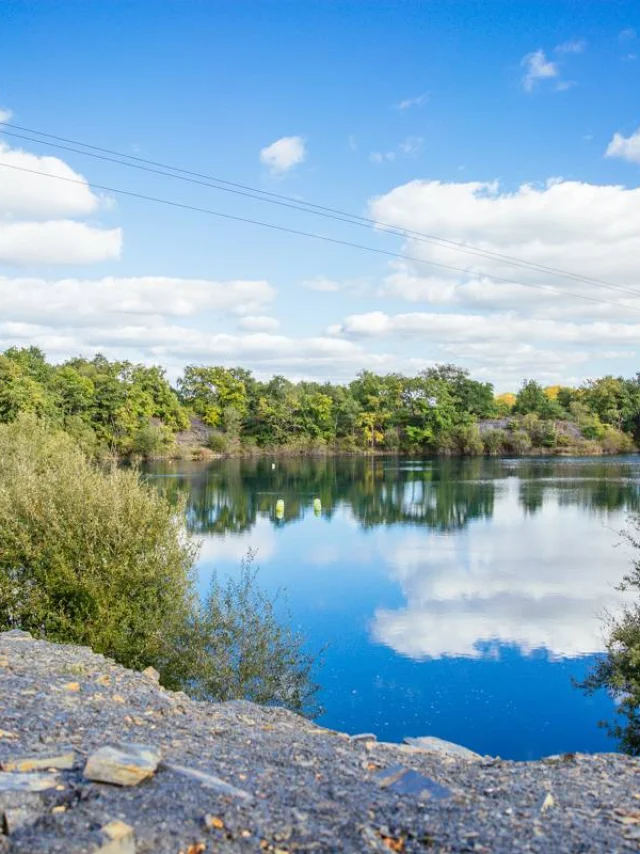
[1,631,640,853]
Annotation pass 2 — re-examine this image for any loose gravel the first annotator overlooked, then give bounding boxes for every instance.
[1,631,640,853]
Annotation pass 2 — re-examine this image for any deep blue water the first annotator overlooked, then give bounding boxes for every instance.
[145,455,640,760]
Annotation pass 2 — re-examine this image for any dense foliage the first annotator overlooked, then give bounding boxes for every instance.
[1,346,639,456]
[0,416,318,713]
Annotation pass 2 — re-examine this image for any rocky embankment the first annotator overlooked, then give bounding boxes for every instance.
[1,632,640,853]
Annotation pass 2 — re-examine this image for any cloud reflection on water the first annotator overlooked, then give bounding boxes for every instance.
[372,483,632,660]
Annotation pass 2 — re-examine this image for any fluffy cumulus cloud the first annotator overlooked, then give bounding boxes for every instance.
[371,488,631,660]
[324,177,640,387]
[0,140,101,217]
[0,221,122,265]
[0,139,121,265]
[606,127,640,164]
[259,136,306,174]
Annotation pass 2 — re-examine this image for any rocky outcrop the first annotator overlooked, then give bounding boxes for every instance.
[1,630,640,852]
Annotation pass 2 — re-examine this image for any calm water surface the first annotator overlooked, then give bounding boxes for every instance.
[145,455,640,760]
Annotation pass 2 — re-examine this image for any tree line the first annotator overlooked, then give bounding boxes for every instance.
[1,346,639,456]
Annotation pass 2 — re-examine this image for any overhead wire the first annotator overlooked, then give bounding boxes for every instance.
[2,159,640,318]
[2,121,640,301]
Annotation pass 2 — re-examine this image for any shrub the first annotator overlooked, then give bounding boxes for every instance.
[206,430,229,453]
[483,428,508,455]
[539,420,558,449]
[454,424,484,455]
[132,423,173,457]
[0,415,319,714]
[507,429,533,454]
[0,415,196,671]
[169,553,321,715]
[601,426,635,455]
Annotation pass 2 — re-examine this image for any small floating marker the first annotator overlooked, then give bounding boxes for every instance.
[271,462,276,470]
[313,497,322,516]
[275,498,285,520]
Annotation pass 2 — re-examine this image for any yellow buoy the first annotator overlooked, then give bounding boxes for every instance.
[275,499,285,520]
[313,497,322,516]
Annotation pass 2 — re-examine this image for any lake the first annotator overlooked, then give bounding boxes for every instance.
[144,454,640,760]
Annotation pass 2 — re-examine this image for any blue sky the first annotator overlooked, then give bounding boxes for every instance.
[0,0,639,390]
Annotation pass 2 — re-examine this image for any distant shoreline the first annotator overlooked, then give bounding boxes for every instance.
[134,442,638,463]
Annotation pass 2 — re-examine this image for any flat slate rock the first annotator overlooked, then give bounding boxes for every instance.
[0,772,59,793]
[403,735,483,761]
[2,630,640,853]
[375,765,453,799]
[1,754,75,773]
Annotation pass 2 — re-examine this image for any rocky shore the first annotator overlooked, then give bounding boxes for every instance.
[1,631,640,853]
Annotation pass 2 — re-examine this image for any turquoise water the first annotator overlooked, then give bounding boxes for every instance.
[145,455,640,759]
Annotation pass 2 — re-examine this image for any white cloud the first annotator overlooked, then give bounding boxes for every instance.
[0,141,100,217]
[606,127,640,164]
[555,39,587,54]
[620,28,637,42]
[399,136,423,156]
[521,49,559,91]
[0,276,275,327]
[237,315,280,332]
[0,319,390,379]
[396,93,429,110]
[369,178,640,301]
[369,151,396,164]
[303,276,341,292]
[0,106,12,124]
[259,136,306,174]
[333,310,640,347]
[311,175,640,386]
[0,220,122,265]
[0,274,400,380]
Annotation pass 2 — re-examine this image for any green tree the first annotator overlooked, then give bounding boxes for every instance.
[514,379,564,418]
[0,356,53,422]
[178,365,248,427]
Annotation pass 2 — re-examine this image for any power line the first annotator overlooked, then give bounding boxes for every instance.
[2,121,640,301]
[2,159,640,319]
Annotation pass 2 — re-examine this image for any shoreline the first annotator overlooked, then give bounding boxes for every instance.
[1,631,638,853]
[136,443,639,463]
